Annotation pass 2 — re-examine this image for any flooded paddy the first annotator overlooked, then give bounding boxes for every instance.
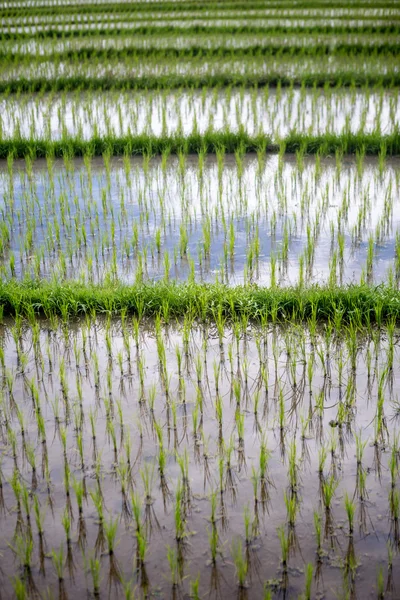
[0,316,400,598]
[0,154,399,286]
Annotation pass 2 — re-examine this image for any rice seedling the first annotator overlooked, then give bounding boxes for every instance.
[231,538,248,589]
[104,516,119,556]
[277,525,289,568]
[344,493,356,535]
[284,491,298,528]
[208,524,219,565]
[376,566,385,600]
[302,563,313,600]
[166,545,181,587]
[190,574,201,600]
[89,556,102,597]
[52,545,66,582]
[174,480,186,543]
[12,577,28,600]
[314,511,322,555]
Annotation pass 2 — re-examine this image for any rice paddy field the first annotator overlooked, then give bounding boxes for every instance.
[2,2,400,600]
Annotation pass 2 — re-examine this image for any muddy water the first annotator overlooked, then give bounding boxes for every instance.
[0,317,399,598]
[1,154,400,287]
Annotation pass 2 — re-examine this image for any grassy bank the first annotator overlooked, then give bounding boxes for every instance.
[0,131,397,159]
[0,279,399,325]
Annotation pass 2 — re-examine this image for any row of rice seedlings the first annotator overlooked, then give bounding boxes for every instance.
[3,32,398,59]
[4,6,399,23]
[0,150,398,285]
[1,84,398,141]
[3,0,395,9]
[0,315,399,597]
[3,17,400,39]
[3,41,400,67]
[4,8,399,28]
[2,49,399,92]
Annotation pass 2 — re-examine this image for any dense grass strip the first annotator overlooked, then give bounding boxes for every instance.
[2,72,400,93]
[3,43,399,62]
[0,131,397,159]
[1,24,399,41]
[1,280,399,325]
